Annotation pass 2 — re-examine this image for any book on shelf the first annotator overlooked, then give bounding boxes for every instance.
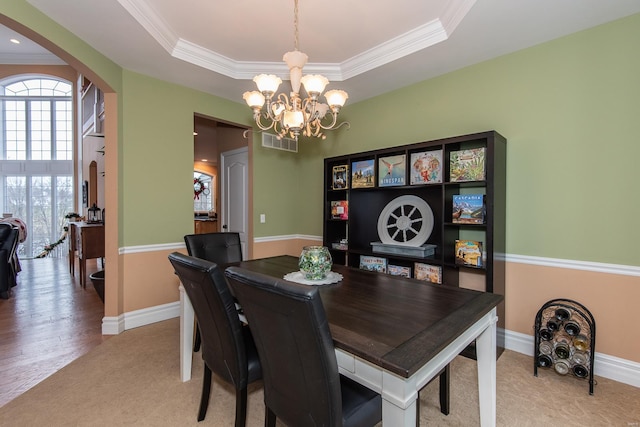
[378,154,406,187]
[410,150,443,185]
[454,240,484,267]
[359,255,387,273]
[452,194,485,224]
[449,147,486,182]
[332,164,349,189]
[388,264,411,278]
[330,200,348,220]
[414,262,442,284]
[351,159,375,188]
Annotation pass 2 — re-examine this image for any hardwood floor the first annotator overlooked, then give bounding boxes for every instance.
[0,256,106,407]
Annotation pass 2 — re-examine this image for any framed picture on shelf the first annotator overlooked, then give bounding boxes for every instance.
[455,240,484,267]
[410,150,442,185]
[414,262,442,284]
[332,164,349,189]
[449,147,486,182]
[378,154,406,187]
[330,200,348,220]
[452,194,485,224]
[351,159,375,188]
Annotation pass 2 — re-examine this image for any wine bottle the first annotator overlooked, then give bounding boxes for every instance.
[539,328,554,341]
[572,364,589,378]
[571,350,589,366]
[554,307,571,322]
[536,354,553,368]
[554,359,570,375]
[554,339,570,359]
[573,334,590,352]
[546,318,561,332]
[564,320,581,336]
[539,341,552,355]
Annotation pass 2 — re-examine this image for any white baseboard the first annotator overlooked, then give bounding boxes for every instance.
[103,303,639,389]
[102,315,124,335]
[503,328,640,388]
[102,301,180,335]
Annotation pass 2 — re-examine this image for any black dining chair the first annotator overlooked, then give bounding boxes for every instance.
[184,232,243,352]
[168,252,261,425]
[184,232,243,265]
[225,266,382,427]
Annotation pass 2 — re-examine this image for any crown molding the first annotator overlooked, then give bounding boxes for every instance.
[118,0,476,81]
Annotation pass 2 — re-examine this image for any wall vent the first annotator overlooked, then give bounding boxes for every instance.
[262,133,298,153]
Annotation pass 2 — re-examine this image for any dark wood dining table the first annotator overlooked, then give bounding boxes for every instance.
[178,255,502,426]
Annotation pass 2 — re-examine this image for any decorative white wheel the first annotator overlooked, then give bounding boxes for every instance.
[377,195,434,246]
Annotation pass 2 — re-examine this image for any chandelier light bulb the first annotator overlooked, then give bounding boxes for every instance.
[301,74,329,97]
[243,91,265,109]
[283,110,305,130]
[253,74,282,96]
[325,90,349,108]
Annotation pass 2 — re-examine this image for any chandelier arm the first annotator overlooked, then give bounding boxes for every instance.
[264,93,291,122]
[253,112,278,132]
[316,112,338,130]
[317,113,350,131]
[333,121,351,131]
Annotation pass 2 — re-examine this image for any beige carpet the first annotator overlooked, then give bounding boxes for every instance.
[1,318,638,426]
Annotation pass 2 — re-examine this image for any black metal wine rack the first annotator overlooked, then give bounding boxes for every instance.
[533,298,596,395]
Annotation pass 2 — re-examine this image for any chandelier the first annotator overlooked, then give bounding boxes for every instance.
[243,0,349,141]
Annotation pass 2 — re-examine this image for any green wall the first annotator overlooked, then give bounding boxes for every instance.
[3,0,638,267]
[306,13,640,267]
[119,70,261,246]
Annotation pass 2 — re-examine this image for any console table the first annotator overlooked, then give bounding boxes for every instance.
[70,222,104,288]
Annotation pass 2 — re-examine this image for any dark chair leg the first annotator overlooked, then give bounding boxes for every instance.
[439,364,450,415]
[416,364,451,426]
[197,365,212,421]
[194,323,201,352]
[235,387,248,427]
[265,406,276,427]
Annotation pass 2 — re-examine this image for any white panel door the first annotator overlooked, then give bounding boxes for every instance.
[220,147,248,259]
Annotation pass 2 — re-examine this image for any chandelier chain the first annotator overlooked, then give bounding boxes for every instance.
[293,0,299,51]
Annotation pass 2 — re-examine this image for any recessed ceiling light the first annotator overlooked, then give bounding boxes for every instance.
[10,38,20,44]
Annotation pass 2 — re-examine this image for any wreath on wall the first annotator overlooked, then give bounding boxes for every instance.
[194,177,208,200]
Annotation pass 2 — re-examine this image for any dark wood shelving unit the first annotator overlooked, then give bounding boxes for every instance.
[323,130,507,358]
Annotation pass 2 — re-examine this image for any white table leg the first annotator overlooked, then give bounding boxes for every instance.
[179,284,194,382]
[381,392,417,426]
[476,307,498,427]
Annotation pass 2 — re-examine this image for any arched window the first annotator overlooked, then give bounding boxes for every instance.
[0,76,74,258]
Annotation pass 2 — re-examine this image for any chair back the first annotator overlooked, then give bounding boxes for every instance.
[225,266,343,427]
[168,252,250,388]
[184,232,242,265]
